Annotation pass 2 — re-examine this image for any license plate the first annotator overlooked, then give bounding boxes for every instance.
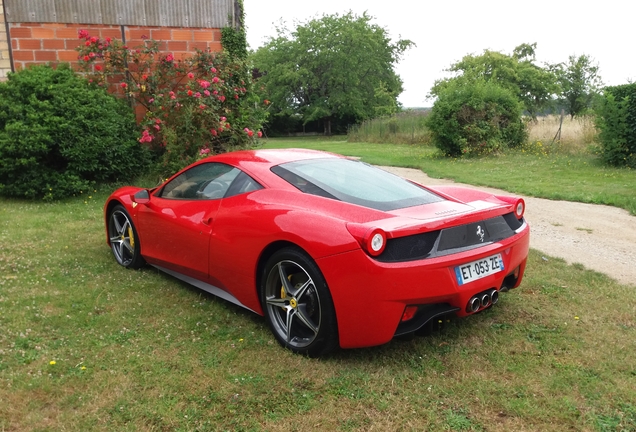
[455,254,504,285]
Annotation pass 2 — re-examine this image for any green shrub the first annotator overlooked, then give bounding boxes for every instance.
[0,64,147,200]
[595,84,636,168]
[426,79,527,157]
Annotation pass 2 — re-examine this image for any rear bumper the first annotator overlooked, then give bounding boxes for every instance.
[317,225,530,349]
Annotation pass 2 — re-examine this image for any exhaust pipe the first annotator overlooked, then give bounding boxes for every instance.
[480,292,491,308]
[489,289,499,305]
[467,297,481,313]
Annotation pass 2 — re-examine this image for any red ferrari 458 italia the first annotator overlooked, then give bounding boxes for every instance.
[105,149,529,356]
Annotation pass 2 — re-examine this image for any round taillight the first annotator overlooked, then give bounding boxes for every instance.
[515,199,525,219]
[366,229,386,256]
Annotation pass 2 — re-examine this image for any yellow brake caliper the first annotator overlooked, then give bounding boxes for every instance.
[281,275,293,310]
[128,226,135,248]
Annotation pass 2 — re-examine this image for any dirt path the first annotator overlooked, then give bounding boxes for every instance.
[381,166,636,287]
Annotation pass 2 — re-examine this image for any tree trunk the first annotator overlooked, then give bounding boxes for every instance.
[323,118,332,136]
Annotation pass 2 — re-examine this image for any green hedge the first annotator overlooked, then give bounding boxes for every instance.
[0,64,147,200]
[595,83,636,168]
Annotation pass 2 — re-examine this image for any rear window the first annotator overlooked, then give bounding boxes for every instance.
[272,158,443,211]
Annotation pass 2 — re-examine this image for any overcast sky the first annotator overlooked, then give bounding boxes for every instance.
[243,0,635,107]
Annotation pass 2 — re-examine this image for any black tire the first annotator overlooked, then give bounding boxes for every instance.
[107,205,145,269]
[260,247,338,357]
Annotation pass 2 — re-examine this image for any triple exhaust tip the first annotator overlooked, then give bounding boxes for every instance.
[467,289,499,313]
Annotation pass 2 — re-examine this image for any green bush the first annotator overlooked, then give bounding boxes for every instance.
[0,64,147,200]
[595,84,636,168]
[426,79,527,157]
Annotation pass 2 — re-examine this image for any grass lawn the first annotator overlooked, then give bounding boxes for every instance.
[260,137,636,215]
[1,140,636,430]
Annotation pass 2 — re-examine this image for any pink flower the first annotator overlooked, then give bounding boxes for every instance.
[257,131,263,138]
[164,53,174,62]
[120,82,127,89]
[211,67,217,73]
[84,41,90,47]
[90,36,98,44]
[234,94,239,100]
[199,80,210,89]
[213,90,218,95]
[148,98,154,103]
[247,130,254,137]
[212,77,219,83]
[220,117,227,122]
[194,92,202,98]
[78,29,90,40]
[199,148,211,155]
[139,130,153,143]
[204,90,210,96]
[83,55,90,62]
[219,96,225,102]
[89,52,96,58]
[187,72,195,79]
[199,104,206,109]
[243,127,249,132]
[211,129,218,136]
[105,37,111,43]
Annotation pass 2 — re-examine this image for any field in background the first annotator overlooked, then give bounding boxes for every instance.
[526,115,598,154]
[1,193,635,431]
[348,110,431,144]
[348,112,598,154]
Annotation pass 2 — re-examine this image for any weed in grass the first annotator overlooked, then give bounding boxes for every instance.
[575,227,593,234]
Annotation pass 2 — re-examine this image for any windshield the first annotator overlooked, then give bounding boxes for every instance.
[272,158,444,211]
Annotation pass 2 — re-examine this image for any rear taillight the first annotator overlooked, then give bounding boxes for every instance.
[346,224,387,257]
[366,229,386,256]
[514,199,525,219]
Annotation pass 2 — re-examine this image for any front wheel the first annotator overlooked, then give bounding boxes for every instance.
[108,205,145,269]
[261,247,338,357]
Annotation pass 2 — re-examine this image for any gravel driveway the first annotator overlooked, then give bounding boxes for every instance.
[381,166,636,287]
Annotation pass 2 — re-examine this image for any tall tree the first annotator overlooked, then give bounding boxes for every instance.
[551,54,603,118]
[251,12,413,135]
[430,43,558,119]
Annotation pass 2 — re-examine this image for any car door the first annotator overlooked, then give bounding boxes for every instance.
[136,162,241,282]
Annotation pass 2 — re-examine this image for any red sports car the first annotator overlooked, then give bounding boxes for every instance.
[105,149,529,356]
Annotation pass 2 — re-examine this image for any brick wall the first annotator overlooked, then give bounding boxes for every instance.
[0,0,11,79]
[6,22,223,72]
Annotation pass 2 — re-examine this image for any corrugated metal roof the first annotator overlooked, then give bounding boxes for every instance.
[4,0,235,28]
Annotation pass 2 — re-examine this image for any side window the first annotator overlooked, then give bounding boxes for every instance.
[224,171,263,198]
[160,163,240,200]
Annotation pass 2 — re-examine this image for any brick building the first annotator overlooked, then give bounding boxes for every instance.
[0,0,239,80]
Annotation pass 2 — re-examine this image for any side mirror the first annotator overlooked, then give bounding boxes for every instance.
[131,189,150,205]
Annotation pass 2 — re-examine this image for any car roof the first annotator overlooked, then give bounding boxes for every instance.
[207,148,342,168]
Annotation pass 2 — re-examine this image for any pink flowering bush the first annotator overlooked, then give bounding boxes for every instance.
[76,31,267,175]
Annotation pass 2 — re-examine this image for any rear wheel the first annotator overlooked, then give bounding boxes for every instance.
[108,205,145,269]
[261,247,338,357]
